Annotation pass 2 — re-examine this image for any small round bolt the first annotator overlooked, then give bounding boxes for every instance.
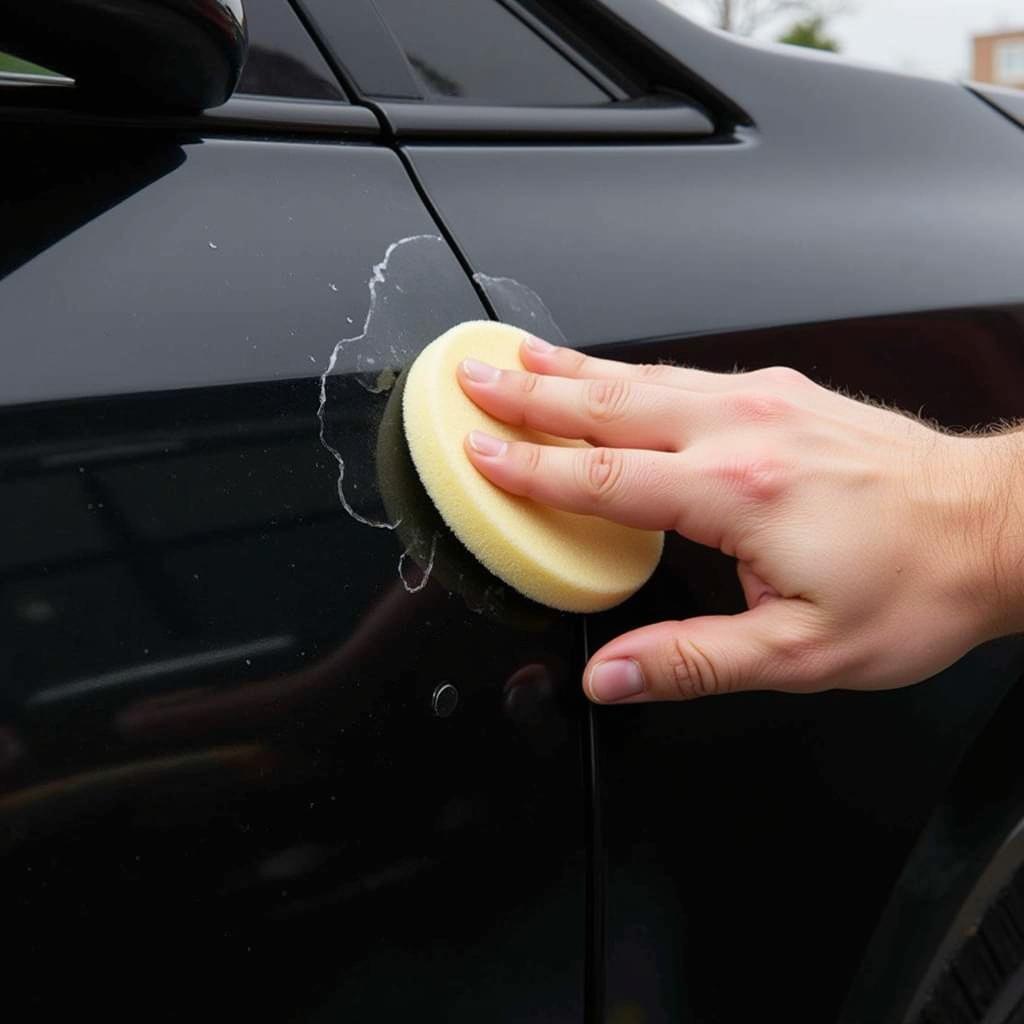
[432,682,459,718]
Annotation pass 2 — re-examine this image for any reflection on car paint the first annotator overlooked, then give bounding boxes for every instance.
[0,128,588,1021]
[0,364,586,1020]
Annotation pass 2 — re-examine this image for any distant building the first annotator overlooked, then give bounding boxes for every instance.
[972,30,1024,88]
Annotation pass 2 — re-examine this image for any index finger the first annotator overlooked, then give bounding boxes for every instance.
[520,334,728,393]
[464,431,747,547]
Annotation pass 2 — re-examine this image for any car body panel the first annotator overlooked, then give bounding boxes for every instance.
[0,128,587,1022]
[396,8,1024,1019]
[404,97,1024,347]
[584,316,1024,1022]
[969,80,1024,129]
[3,1,1024,1021]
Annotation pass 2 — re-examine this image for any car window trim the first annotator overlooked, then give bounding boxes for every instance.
[375,97,714,141]
[297,0,717,141]
[0,87,381,137]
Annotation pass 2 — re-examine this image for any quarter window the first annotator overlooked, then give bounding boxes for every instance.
[237,0,346,100]
[369,0,609,104]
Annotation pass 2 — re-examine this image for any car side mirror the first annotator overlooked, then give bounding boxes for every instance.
[0,0,247,111]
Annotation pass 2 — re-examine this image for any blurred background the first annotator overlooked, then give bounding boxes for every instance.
[662,0,1024,87]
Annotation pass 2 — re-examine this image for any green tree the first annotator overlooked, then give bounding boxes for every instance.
[778,14,840,51]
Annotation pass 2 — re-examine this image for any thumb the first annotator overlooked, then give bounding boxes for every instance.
[584,600,818,704]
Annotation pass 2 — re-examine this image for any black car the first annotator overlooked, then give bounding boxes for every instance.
[3,1,1024,1021]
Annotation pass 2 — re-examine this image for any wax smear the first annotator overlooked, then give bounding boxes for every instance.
[318,235,564,616]
[317,233,446,532]
[377,365,551,627]
[397,534,437,595]
[472,273,568,348]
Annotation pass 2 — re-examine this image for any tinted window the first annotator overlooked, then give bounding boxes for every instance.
[237,0,346,101]
[370,0,609,105]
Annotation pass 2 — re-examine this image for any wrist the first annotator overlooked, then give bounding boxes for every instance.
[950,430,1024,642]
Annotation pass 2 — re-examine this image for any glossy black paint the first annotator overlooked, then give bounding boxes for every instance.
[395,3,1024,1018]
[405,101,1024,346]
[0,0,247,110]
[583,313,1024,1023]
[2,135,446,403]
[0,128,586,1021]
[4,1,1024,1021]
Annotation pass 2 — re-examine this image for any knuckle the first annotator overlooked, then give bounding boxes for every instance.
[585,377,632,422]
[713,451,788,503]
[517,371,539,395]
[562,348,588,376]
[754,365,809,389]
[577,446,626,502]
[667,634,723,699]
[725,390,792,423]
[512,441,542,475]
[639,362,669,381]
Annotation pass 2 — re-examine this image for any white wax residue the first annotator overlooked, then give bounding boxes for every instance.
[317,238,568,598]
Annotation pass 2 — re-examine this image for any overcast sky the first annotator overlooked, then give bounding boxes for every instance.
[666,0,1022,81]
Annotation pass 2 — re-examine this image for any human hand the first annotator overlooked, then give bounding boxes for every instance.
[457,335,1024,703]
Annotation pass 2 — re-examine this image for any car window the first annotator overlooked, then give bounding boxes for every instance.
[369,0,609,105]
[235,0,346,101]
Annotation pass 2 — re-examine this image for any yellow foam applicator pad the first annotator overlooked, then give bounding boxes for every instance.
[402,321,664,612]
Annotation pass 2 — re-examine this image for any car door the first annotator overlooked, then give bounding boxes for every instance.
[300,1,1024,1021]
[0,3,589,1021]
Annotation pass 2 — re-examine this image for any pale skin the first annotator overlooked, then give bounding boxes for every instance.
[456,334,1024,705]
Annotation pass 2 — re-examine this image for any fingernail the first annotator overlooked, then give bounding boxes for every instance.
[461,358,501,383]
[468,430,507,457]
[588,659,645,703]
[523,334,554,353]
